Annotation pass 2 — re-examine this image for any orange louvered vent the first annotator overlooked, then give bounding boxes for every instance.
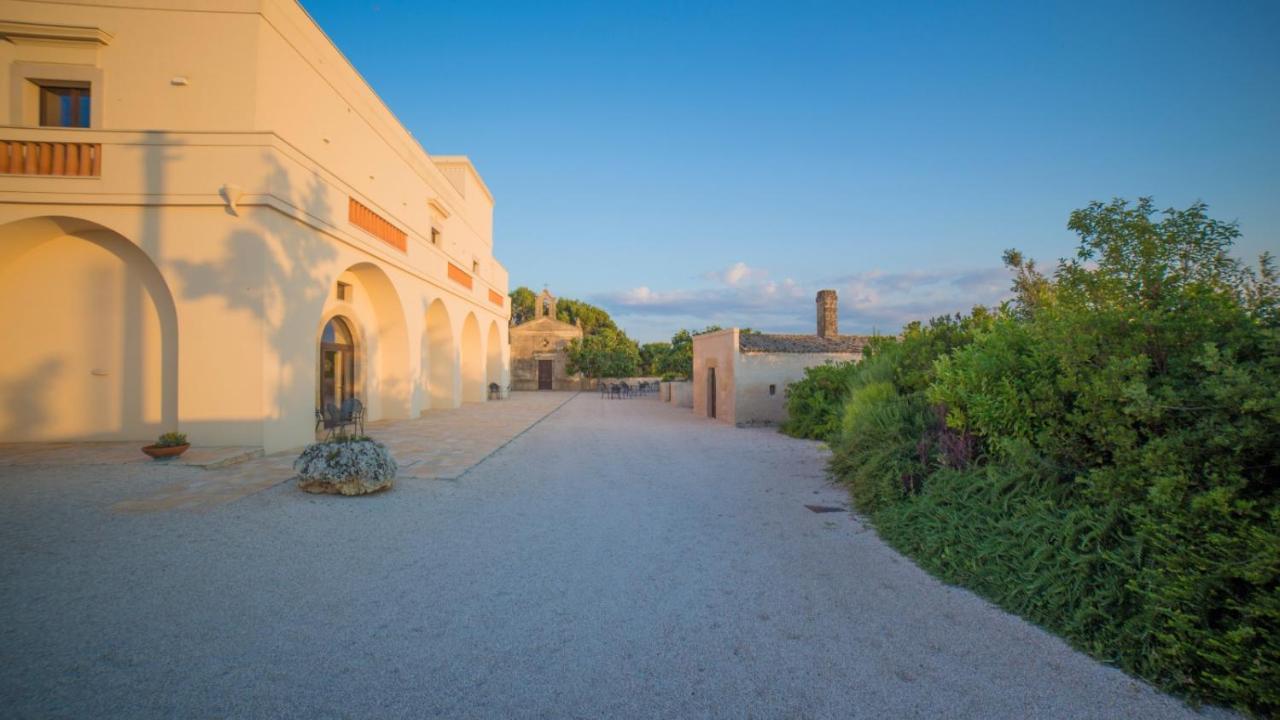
[448,263,473,289]
[348,197,407,252]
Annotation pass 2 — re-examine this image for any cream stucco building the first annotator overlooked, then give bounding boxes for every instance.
[691,291,867,426]
[0,0,510,453]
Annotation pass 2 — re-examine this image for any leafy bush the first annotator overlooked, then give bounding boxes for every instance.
[811,199,1279,716]
[779,360,862,441]
[825,319,981,511]
[832,376,925,513]
[155,432,187,447]
[781,314,987,443]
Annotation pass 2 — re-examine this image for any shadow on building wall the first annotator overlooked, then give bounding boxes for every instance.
[136,132,180,434]
[171,151,339,446]
[0,134,181,441]
[0,359,62,439]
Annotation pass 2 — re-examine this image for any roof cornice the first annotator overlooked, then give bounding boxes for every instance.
[0,20,114,47]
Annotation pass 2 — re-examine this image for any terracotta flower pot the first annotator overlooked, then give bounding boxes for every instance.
[142,443,190,460]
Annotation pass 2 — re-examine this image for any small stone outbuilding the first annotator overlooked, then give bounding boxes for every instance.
[509,289,587,391]
[691,290,868,426]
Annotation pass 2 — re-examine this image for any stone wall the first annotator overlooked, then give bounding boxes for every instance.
[669,381,693,408]
[735,351,860,426]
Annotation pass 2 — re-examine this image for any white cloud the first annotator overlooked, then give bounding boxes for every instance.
[705,261,766,287]
[594,264,1014,342]
[833,267,1013,330]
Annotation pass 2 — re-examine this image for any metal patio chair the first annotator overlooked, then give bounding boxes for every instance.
[322,402,347,438]
[342,397,365,435]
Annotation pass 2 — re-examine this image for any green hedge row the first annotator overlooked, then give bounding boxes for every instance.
[784,199,1279,717]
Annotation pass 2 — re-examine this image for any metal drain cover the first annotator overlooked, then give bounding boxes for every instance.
[804,504,845,513]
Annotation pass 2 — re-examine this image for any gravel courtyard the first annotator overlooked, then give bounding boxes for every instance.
[0,393,1230,719]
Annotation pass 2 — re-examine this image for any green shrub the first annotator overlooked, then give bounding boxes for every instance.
[810,199,1279,716]
[781,317,985,443]
[821,316,985,512]
[832,378,925,513]
[780,360,862,441]
[869,461,1147,672]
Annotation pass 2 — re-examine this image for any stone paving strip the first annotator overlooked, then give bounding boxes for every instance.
[0,442,261,469]
[372,391,577,481]
[3,392,577,514]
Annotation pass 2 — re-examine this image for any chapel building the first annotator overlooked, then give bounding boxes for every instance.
[509,289,586,391]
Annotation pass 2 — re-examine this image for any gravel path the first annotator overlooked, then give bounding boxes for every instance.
[0,394,1232,719]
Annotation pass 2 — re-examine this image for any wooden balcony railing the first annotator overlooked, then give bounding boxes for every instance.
[0,140,102,176]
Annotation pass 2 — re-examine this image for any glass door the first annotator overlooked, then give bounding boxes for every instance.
[320,317,357,426]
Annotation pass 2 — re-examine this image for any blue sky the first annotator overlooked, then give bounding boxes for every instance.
[304,1,1280,342]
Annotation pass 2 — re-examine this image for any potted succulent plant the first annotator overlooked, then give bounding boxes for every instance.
[294,433,397,496]
[142,431,190,460]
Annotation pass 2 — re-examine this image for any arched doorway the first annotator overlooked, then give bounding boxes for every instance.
[0,216,178,441]
[460,313,484,402]
[425,299,456,409]
[486,321,503,392]
[325,263,410,422]
[318,315,357,422]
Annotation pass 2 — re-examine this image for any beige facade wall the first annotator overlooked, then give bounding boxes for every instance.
[691,329,738,424]
[0,1,509,452]
[735,352,859,426]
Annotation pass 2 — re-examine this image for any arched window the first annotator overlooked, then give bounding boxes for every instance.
[322,316,354,346]
[319,316,357,421]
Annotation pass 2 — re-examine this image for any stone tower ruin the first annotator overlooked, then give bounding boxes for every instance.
[816,289,838,338]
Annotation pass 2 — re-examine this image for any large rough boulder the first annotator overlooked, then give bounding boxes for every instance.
[294,436,397,496]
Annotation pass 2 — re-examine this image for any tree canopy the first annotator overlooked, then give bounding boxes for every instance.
[564,328,640,378]
[555,298,617,335]
[508,287,537,326]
